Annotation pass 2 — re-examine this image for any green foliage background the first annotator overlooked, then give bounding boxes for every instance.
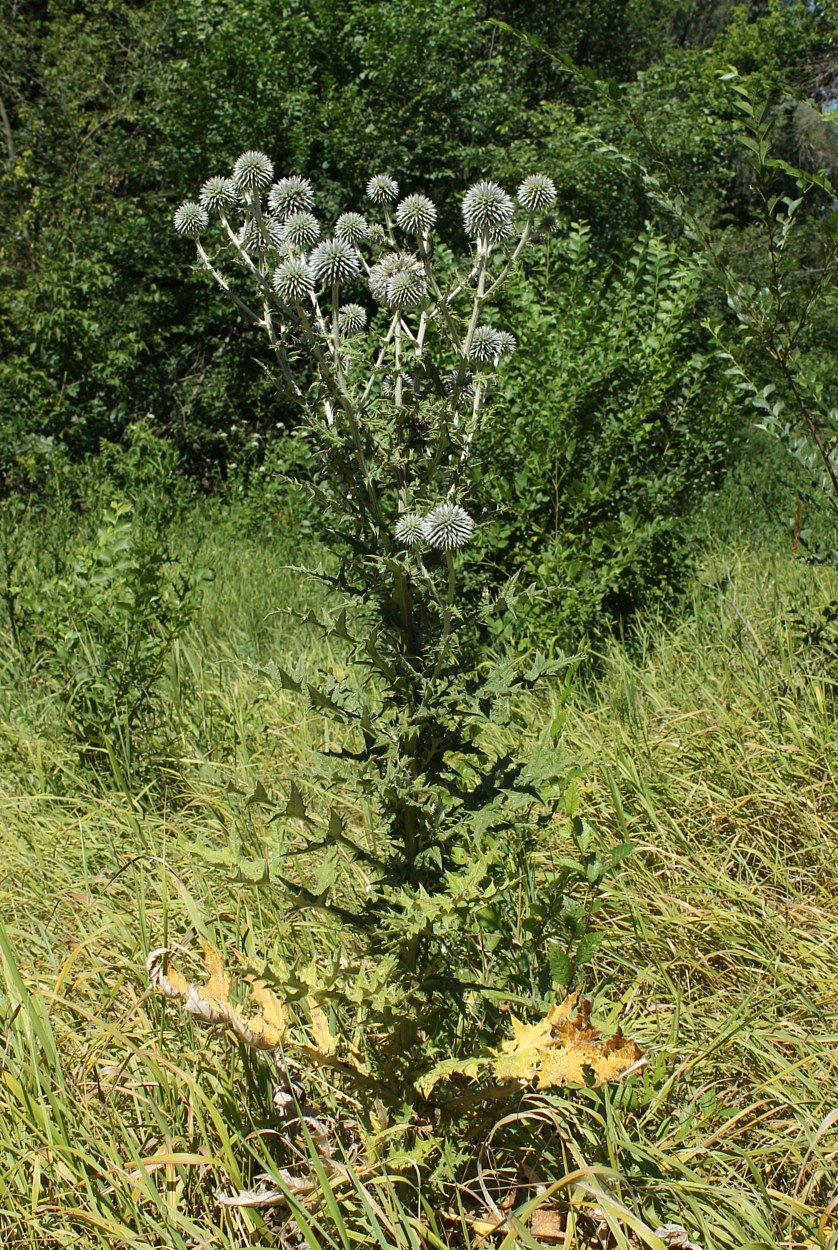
[2,0,838,644]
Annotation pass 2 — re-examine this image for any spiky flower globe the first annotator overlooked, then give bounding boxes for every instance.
[423,503,475,550]
[395,194,437,234]
[366,174,399,204]
[495,330,517,357]
[469,325,503,363]
[387,268,426,308]
[283,211,320,250]
[335,212,369,244]
[199,176,238,214]
[272,257,314,303]
[517,174,557,213]
[173,201,209,237]
[310,238,360,285]
[443,369,474,397]
[368,252,424,305]
[395,513,427,547]
[268,176,313,216]
[462,180,515,240]
[338,303,368,334]
[382,373,413,398]
[367,222,388,246]
[442,367,475,397]
[232,150,274,192]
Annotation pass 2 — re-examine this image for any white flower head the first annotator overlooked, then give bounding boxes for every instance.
[335,212,369,244]
[268,176,314,216]
[199,176,239,214]
[232,150,274,192]
[469,325,503,363]
[283,211,320,249]
[368,251,424,306]
[366,173,399,204]
[395,194,437,234]
[423,503,475,550]
[382,372,413,398]
[173,201,209,237]
[462,180,514,240]
[495,330,517,357]
[517,174,557,213]
[395,513,426,547]
[443,369,475,398]
[272,257,314,303]
[310,238,361,285]
[338,303,367,334]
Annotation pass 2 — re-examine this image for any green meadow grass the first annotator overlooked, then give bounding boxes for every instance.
[0,496,835,1248]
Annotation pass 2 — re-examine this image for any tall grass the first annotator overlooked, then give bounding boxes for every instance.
[0,491,836,1247]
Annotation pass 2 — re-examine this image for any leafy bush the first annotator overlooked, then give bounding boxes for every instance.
[0,425,200,781]
[473,222,736,649]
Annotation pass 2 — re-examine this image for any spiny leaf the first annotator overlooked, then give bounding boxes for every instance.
[494,992,646,1089]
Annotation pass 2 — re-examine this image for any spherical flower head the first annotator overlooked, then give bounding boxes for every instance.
[268,176,314,216]
[387,267,426,308]
[335,212,369,244]
[338,303,367,334]
[310,238,360,285]
[469,325,503,363]
[232,150,274,192]
[382,372,413,398]
[283,211,320,250]
[272,257,314,303]
[366,173,399,204]
[443,368,474,398]
[423,503,475,551]
[495,330,517,357]
[395,194,437,234]
[173,201,209,237]
[517,174,557,213]
[367,222,388,246]
[462,180,515,240]
[395,513,427,547]
[199,176,239,214]
[368,251,423,305]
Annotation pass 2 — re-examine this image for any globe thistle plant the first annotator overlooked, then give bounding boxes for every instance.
[173,201,209,237]
[173,151,569,1102]
[366,173,399,204]
[283,211,321,250]
[272,257,314,303]
[469,325,504,363]
[338,303,367,334]
[462,180,515,240]
[268,175,314,216]
[335,212,369,244]
[395,194,437,234]
[517,174,558,213]
[394,513,427,547]
[310,238,360,286]
[495,330,517,357]
[199,176,239,214]
[423,503,475,550]
[232,150,274,192]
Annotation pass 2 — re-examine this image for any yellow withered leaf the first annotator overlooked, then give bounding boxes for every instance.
[307,997,338,1057]
[239,979,289,1049]
[148,941,291,1052]
[492,992,645,1090]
